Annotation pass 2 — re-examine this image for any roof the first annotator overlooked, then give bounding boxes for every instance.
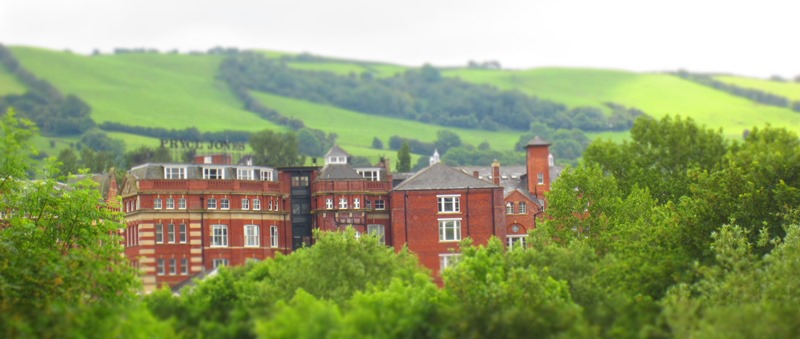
[526,136,551,147]
[393,162,500,191]
[325,144,349,158]
[317,164,364,180]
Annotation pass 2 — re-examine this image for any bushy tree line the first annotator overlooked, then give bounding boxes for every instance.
[0,44,95,135]
[675,71,800,113]
[215,51,636,133]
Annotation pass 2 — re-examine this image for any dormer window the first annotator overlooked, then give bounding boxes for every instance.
[328,155,347,164]
[203,167,224,179]
[237,168,254,180]
[164,166,186,179]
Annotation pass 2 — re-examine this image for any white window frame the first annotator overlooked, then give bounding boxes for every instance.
[375,199,385,210]
[438,218,462,242]
[367,224,385,245]
[365,200,372,209]
[203,167,225,179]
[326,198,333,209]
[356,169,380,181]
[274,198,279,211]
[207,198,217,209]
[537,173,544,185]
[354,198,361,209]
[211,224,228,247]
[212,258,229,268]
[157,259,165,275]
[245,224,260,247]
[328,155,347,164]
[270,225,278,248]
[154,197,162,210]
[438,195,460,213]
[155,223,164,244]
[237,168,254,180]
[253,198,261,210]
[169,258,176,275]
[220,198,230,210]
[506,202,514,214]
[179,197,187,209]
[242,198,250,210]
[339,197,348,209]
[507,235,528,251]
[439,253,462,271]
[168,223,175,243]
[164,166,187,179]
[166,197,175,209]
[260,169,273,181]
[179,223,187,243]
[268,199,273,211]
[519,202,527,214]
[181,258,189,275]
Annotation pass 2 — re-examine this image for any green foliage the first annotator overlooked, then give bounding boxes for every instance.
[396,141,411,172]
[249,129,305,167]
[371,136,383,149]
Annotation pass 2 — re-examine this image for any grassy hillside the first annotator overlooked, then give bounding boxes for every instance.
[10,46,281,133]
[0,65,26,95]
[250,91,526,158]
[443,68,800,137]
[714,75,800,102]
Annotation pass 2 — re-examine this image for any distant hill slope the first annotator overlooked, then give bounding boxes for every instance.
[0,65,25,94]
[9,46,280,133]
[714,75,800,102]
[442,68,800,137]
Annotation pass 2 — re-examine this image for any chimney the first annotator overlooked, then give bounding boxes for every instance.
[473,171,480,178]
[491,160,501,185]
[107,170,118,204]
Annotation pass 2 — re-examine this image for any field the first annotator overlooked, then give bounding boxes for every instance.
[443,67,800,137]
[10,46,281,132]
[250,91,529,160]
[0,65,26,95]
[714,75,800,102]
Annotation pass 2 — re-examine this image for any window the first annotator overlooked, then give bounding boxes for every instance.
[270,226,278,248]
[260,170,273,181]
[375,199,385,210]
[179,223,187,243]
[367,224,385,245]
[245,225,260,247]
[507,235,528,251]
[157,259,165,275]
[326,198,333,209]
[168,223,175,243]
[169,258,176,275]
[365,200,372,209]
[253,198,261,210]
[242,198,250,210]
[506,202,514,214]
[181,258,189,275]
[220,198,230,210]
[237,168,254,180]
[212,258,229,268]
[438,219,462,241]
[154,198,162,209]
[179,197,187,209]
[339,197,348,209]
[164,198,174,210]
[537,173,544,185]
[203,167,224,179]
[291,176,309,187]
[164,167,186,179]
[268,199,273,211]
[274,199,279,211]
[354,198,360,209]
[439,253,462,271]
[207,198,217,209]
[211,224,228,247]
[438,195,460,213]
[519,202,527,214]
[357,169,380,181]
[203,156,212,164]
[155,223,164,243]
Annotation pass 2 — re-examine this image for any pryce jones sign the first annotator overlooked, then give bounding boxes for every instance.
[160,139,246,151]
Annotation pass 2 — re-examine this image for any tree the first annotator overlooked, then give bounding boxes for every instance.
[55,148,80,177]
[396,141,411,172]
[0,109,163,337]
[371,137,383,150]
[249,129,305,167]
[434,130,461,154]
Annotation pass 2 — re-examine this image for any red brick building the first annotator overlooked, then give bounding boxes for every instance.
[121,139,557,290]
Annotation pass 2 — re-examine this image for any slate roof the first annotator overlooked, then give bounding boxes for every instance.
[317,164,364,180]
[526,136,551,147]
[393,162,500,191]
[325,144,349,158]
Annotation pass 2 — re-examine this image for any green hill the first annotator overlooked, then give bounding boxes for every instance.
[714,75,800,102]
[442,68,800,138]
[5,46,800,163]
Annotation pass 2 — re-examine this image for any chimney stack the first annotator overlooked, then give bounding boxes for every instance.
[491,160,501,185]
